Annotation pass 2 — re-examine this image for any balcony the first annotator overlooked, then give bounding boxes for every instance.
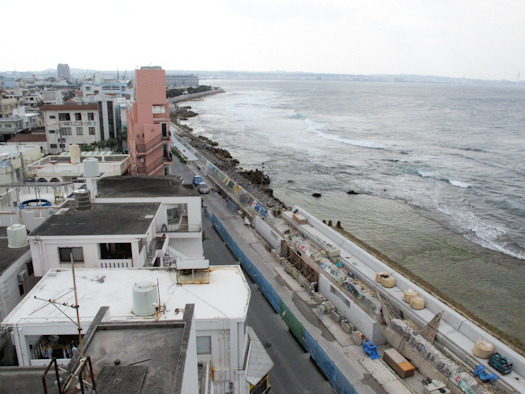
[163,152,173,162]
[99,259,132,268]
[137,157,164,175]
[156,223,201,233]
[135,134,161,154]
[161,131,170,140]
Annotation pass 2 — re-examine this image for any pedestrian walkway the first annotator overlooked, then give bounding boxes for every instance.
[203,191,415,394]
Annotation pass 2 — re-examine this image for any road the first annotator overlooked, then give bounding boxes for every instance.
[201,199,334,394]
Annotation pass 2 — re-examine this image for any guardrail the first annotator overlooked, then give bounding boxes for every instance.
[136,135,161,153]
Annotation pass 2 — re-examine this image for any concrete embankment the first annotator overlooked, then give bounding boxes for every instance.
[168,88,224,104]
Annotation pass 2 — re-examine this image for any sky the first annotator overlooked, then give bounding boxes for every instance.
[1,0,524,81]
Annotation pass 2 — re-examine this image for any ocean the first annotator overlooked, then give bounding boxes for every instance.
[183,79,525,347]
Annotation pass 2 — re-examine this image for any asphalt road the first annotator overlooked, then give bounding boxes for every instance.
[201,205,334,394]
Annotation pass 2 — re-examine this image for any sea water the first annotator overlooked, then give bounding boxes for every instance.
[184,79,525,346]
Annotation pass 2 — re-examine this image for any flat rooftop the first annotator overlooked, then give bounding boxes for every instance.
[84,320,190,393]
[29,202,160,236]
[97,176,199,198]
[0,367,61,394]
[2,267,249,326]
[0,228,30,276]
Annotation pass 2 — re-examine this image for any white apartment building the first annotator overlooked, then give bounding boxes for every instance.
[41,103,101,153]
[1,266,272,394]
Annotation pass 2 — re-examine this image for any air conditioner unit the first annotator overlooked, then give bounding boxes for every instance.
[18,269,29,283]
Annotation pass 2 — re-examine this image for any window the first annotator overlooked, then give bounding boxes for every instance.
[152,105,166,114]
[196,336,211,355]
[75,113,82,121]
[76,127,83,135]
[49,129,55,133]
[50,144,57,148]
[88,112,95,121]
[99,243,132,259]
[89,127,95,135]
[58,113,70,121]
[60,127,71,135]
[58,247,84,263]
[49,115,56,119]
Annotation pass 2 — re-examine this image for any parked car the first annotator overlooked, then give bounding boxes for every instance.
[197,183,210,194]
[192,175,203,186]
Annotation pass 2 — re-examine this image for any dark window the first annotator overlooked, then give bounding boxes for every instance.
[89,127,95,135]
[58,247,84,263]
[58,113,70,121]
[26,261,34,276]
[50,144,57,148]
[88,112,95,121]
[75,113,82,121]
[18,284,24,296]
[99,243,132,260]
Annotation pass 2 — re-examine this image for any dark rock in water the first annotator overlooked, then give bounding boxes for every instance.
[322,220,327,224]
[335,221,343,229]
[328,220,333,226]
[312,193,322,198]
[347,190,358,195]
[287,180,294,183]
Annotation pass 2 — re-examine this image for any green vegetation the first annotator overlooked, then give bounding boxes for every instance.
[80,138,118,152]
[166,85,213,98]
[171,147,187,164]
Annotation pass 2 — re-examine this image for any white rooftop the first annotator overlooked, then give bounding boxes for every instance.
[2,267,250,327]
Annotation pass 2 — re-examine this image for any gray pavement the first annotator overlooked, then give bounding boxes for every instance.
[201,204,334,393]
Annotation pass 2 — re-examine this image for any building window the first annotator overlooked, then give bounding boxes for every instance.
[60,127,72,135]
[50,144,57,148]
[196,336,211,355]
[76,127,83,135]
[49,115,56,119]
[75,113,82,121]
[26,261,34,276]
[58,247,84,263]
[58,113,70,121]
[88,112,95,121]
[49,129,55,133]
[152,105,166,114]
[89,127,95,135]
[99,243,132,259]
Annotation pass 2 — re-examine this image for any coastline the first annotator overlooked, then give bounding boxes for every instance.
[171,93,525,355]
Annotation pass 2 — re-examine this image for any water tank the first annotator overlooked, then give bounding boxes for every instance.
[132,281,158,316]
[7,224,28,248]
[70,144,81,164]
[83,157,100,177]
[74,189,92,211]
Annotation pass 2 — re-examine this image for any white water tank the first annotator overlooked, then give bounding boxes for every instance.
[7,224,28,248]
[83,157,100,177]
[70,144,81,164]
[132,281,158,316]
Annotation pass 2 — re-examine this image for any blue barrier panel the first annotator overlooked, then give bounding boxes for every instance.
[305,332,357,394]
[211,213,355,393]
[212,214,280,313]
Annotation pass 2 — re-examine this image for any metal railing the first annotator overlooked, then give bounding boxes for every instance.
[135,134,161,153]
[137,157,164,174]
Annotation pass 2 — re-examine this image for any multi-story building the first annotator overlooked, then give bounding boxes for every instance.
[0,107,41,142]
[57,63,70,80]
[41,103,101,153]
[127,67,172,176]
[0,90,18,118]
[82,81,130,99]
[41,90,63,105]
[84,94,127,141]
[166,74,199,88]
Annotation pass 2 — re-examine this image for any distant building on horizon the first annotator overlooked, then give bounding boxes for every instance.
[166,74,199,88]
[57,63,70,80]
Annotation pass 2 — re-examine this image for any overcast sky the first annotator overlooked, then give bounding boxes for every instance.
[2,0,524,81]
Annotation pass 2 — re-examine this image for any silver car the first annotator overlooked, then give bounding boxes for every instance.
[197,183,210,194]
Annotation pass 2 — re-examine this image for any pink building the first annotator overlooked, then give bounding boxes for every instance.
[127,67,172,175]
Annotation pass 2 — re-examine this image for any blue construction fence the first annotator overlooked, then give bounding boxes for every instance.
[211,213,357,394]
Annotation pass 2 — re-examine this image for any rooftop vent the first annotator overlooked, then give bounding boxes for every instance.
[74,189,92,211]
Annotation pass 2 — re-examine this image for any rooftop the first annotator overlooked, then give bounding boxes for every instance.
[29,202,160,236]
[0,367,60,394]
[6,133,47,143]
[0,228,30,276]
[97,176,199,198]
[2,267,249,325]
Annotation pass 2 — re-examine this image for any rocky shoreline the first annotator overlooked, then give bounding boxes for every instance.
[170,102,525,356]
[171,106,287,209]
